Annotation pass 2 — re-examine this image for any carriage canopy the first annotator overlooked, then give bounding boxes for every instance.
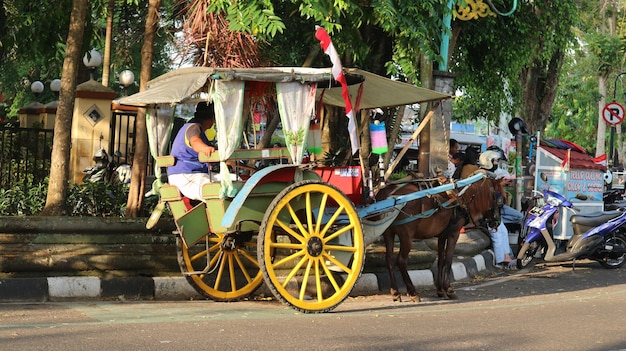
[116,67,452,197]
[116,66,451,109]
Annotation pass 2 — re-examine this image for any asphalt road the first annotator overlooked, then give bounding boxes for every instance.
[2,260,626,351]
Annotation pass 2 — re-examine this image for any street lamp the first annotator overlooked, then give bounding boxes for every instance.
[119,70,135,96]
[83,49,103,80]
[31,81,44,102]
[50,79,61,97]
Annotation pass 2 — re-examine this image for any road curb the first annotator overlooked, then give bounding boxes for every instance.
[0,251,497,302]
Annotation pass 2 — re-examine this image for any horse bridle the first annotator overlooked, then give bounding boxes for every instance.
[460,178,503,230]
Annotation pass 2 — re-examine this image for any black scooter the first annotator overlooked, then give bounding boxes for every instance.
[82,148,131,185]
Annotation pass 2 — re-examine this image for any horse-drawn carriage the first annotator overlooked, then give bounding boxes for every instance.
[118,67,500,313]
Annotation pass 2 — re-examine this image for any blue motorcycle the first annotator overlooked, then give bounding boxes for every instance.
[517,189,626,269]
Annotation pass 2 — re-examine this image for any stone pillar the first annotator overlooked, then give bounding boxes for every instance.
[18,102,46,128]
[430,71,455,176]
[70,79,116,184]
[43,101,58,129]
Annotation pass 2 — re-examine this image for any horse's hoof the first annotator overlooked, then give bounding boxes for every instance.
[438,290,457,300]
[391,289,402,302]
[409,294,420,303]
[437,289,451,299]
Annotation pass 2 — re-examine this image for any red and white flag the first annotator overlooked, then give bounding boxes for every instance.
[593,154,607,166]
[561,148,571,171]
[315,26,359,155]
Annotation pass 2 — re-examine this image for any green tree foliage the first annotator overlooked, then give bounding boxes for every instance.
[181,0,446,78]
[105,0,174,88]
[188,0,580,134]
[0,0,175,119]
[547,0,626,157]
[451,1,577,129]
[547,31,607,153]
[0,0,72,116]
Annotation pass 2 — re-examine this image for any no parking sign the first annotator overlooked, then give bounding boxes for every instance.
[602,102,625,126]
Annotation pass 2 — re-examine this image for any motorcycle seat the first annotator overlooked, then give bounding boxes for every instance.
[570,209,623,227]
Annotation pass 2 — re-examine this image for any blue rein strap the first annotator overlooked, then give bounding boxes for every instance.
[391,181,475,226]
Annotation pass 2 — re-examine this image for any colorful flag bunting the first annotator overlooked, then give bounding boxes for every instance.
[593,154,607,166]
[561,148,571,171]
[315,26,359,155]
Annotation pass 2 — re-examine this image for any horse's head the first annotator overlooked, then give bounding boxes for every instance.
[460,171,503,229]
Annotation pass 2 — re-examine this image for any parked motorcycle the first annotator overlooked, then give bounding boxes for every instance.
[82,148,131,185]
[604,188,626,210]
[516,189,626,269]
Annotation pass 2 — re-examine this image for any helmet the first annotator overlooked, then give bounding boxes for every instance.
[93,148,111,167]
[479,150,502,170]
[486,145,507,161]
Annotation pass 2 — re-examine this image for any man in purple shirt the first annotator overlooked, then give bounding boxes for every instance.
[167,101,217,201]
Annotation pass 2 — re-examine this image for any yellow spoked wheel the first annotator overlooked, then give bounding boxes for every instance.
[258,180,364,313]
[176,230,263,301]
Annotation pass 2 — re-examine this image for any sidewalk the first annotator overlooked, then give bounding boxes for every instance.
[0,250,499,302]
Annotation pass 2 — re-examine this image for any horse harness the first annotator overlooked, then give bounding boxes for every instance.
[388,177,465,226]
[388,177,503,228]
[460,177,505,229]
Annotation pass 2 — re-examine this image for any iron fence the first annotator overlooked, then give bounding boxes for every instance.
[0,111,162,191]
[0,124,54,189]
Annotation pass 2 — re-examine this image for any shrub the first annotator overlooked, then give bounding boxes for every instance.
[0,182,47,216]
[0,179,162,217]
[67,182,129,217]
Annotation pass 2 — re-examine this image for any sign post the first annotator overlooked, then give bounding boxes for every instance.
[602,101,625,169]
[602,102,625,126]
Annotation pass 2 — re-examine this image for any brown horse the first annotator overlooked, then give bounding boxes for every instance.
[376,171,502,302]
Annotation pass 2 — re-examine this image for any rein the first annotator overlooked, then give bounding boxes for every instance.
[384,174,498,228]
[390,180,471,227]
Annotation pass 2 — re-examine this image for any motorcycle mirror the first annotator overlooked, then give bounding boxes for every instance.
[540,172,548,182]
[575,193,588,200]
[604,171,613,185]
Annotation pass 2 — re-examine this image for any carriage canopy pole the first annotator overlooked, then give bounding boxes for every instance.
[384,103,439,181]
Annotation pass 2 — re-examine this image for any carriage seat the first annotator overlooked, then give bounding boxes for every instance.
[156,183,210,245]
[157,183,196,220]
[155,147,291,203]
[154,155,243,203]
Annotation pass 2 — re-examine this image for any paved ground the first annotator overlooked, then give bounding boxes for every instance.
[0,249,500,302]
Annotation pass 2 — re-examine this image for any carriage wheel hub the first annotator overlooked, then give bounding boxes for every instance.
[221,235,237,251]
[307,237,323,257]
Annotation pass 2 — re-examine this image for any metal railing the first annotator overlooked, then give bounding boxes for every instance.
[0,124,54,189]
[0,111,163,191]
[110,111,137,166]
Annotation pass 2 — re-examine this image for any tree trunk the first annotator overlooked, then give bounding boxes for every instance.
[101,0,115,87]
[418,54,433,177]
[125,0,161,217]
[39,0,88,216]
[520,49,564,134]
[596,75,608,158]
[258,108,280,148]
